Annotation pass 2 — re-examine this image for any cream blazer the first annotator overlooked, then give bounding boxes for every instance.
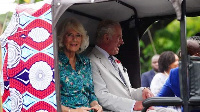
[88,47,144,112]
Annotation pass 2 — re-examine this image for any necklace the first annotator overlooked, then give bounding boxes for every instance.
[164,71,169,76]
[69,57,76,70]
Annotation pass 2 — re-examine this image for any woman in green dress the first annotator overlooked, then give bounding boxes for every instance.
[57,18,102,112]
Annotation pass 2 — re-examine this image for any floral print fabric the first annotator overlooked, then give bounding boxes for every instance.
[58,52,97,109]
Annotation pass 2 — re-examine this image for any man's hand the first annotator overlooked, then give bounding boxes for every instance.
[133,88,154,111]
[133,101,155,111]
[133,101,143,111]
[142,88,154,100]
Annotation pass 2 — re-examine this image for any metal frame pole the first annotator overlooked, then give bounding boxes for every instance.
[180,0,189,111]
[52,0,61,112]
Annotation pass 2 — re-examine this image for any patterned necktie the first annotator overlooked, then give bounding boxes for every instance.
[108,56,127,86]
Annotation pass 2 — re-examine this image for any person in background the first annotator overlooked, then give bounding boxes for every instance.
[141,54,160,87]
[150,51,179,96]
[57,18,102,112]
[158,36,200,112]
[88,19,177,112]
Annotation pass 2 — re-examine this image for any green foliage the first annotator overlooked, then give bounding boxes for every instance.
[0,12,13,24]
[140,16,200,74]
[17,0,25,4]
[16,0,43,4]
[35,0,43,2]
[0,12,13,33]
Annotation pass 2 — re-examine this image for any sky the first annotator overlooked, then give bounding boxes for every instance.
[0,0,17,14]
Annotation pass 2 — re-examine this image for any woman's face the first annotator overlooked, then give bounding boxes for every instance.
[64,29,82,53]
[169,54,179,69]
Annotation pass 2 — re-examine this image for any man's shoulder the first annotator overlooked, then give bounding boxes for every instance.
[87,47,102,58]
[142,69,154,76]
[87,47,101,63]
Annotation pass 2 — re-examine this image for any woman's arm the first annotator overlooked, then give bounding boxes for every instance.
[158,68,179,97]
[157,78,175,97]
[61,105,71,112]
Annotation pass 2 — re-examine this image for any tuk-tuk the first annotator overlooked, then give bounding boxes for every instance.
[0,0,200,111]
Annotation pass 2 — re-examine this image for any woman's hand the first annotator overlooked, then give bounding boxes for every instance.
[61,105,91,112]
[91,104,103,112]
[90,101,103,112]
[75,107,91,112]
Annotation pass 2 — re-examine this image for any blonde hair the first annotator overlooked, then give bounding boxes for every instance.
[57,18,89,53]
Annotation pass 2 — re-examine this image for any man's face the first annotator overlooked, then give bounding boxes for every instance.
[107,25,124,55]
[151,56,159,72]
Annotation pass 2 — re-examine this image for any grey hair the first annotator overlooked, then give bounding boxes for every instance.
[57,18,89,53]
[96,20,120,44]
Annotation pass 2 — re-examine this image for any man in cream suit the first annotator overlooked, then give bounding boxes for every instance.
[88,20,153,112]
[88,20,178,112]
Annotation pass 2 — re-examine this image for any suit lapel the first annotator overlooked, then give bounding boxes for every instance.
[113,56,130,87]
[91,48,126,85]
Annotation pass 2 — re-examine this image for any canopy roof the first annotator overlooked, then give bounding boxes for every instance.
[53,0,200,26]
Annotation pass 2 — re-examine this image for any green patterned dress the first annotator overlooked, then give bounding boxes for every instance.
[58,52,97,109]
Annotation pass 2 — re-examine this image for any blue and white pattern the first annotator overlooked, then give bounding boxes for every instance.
[21,43,54,62]
[18,8,52,30]
[1,2,56,111]
[14,69,30,85]
[7,40,21,68]
[3,96,11,111]
[29,61,53,90]
[10,88,23,112]
[28,27,50,42]
[41,43,54,59]
[0,11,19,47]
